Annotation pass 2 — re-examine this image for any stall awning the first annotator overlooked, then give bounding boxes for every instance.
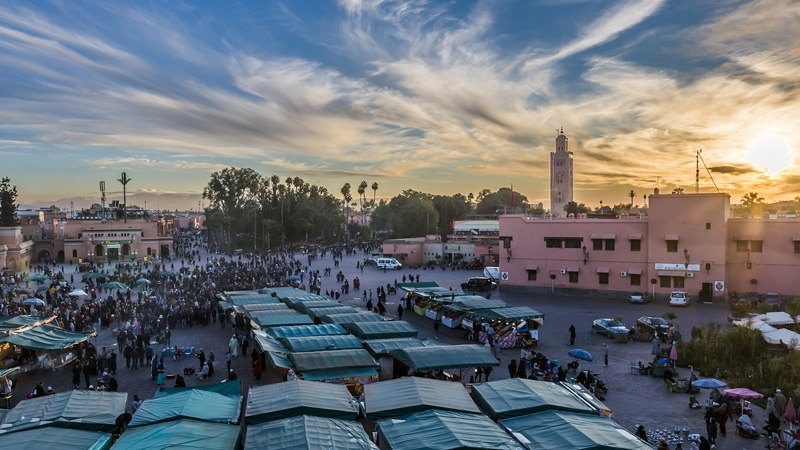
[470,378,604,421]
[627,269,642,275]
[245,380,358,424]
[154,380,241,399]
[266,351,295,370]
[129,390,242,427]
[365,377,480,420]
[0,427,112,450]
[664,234,679,240]
[344,321,418,340]
[596,267,610,274]
[280,334,363,352]
[793,235,800,241]
[628,234,642,240]
[590,234,616,239]
[267,323,347,339]
[251,313,314,329]
[290,349,378,373]
[525,265,538,271]
[377,410,520,450]
[500,410,646,450]
[566,267,579,273]
[468,306,544,321]
[362,338,444,356]
[0,390,127,434]
[111,419,240,450]
[321,311,383,326]
[245,415,376,450]
[0,315,57,333]
[252,331,290,353]
[0,325,96,350]
[388,345,500,372]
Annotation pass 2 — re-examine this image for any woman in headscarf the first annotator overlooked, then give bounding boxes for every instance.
[228,334,238,358]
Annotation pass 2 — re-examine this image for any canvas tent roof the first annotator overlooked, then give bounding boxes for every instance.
[0,390,127,434]
[293,300,343,314]
[232,303,288,315]
[763,328,800,347]
[280,294,330,307]
[307,305,357,320]
[754,312,797,326]
[500,410,652,450]
[321,311,383,325]
[0,324,96,350]
[110,419,241,450]
[365,377,480,420]
[0,315,56,333]
[226,295,280,306]
[281,334,363,352]
[244,415,377,450]
[267,323,347,339]
[253,331,290,353]
[129,390,242,427]
[345,320,418,340]
[1,427,112,450]
[389,345,500,372]
[290,349,378,372]
[362,338,443,356]
[266,351,294,370]
[245,380,358,424]
[153,379,240,399]
[377,409,524,450]
[467,306,544,321]
[470,378,604,421]
[251,312,314,329]
[445,298,508,312]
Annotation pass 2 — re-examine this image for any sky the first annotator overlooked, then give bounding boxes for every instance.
[1,0,799,212]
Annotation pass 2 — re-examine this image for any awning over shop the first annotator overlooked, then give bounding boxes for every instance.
[388,345,500,372]
[306,306,357,320]
[293,300,343,314]
[130,390,242,427]
[446,298,508,312]
[664,234,679,241]
[0,390,127,434]
[1,427,112,450]
[467,306,544,322]
[153,380,240,399]
[525,265,538,271]
[596,267,610,274]
[345,321,418,340]
[251,313,314,329]
[470,379,606,421]
[590,234,616,240]
[362,338,444,356]
[627,269,642,275]
[266,323,347,339]
[266,351,295,370]
[566,267,579,273]
[252,331,289,353]
[0,325,96,350]
[321,311,383,326]
[290,349,378,373]
[280,334,363,352]
[628,234,642,240]
[365,377,480,420]
[500,410,651,450]
[245,380,358,424]
[244,415,377,450]
[377,409,523,450]
[0,315,56,333]
[733,235,763,241]
[110,419,241,450]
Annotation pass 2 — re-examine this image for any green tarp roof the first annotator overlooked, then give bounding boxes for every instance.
[377,409,524,450]
[281,334,363,352]
[500,411,652,450]
[110,419,241,450]
[307,305,357,320]
[280,294,330,307]
[397,282,441,290]
[0,324,96,350]
[470,379,603,421]
[251,313,314,329]
[345,320,419,340]
[244,415,377,450]
[153,379,240,399]
[232,303,288,315]
[0,366,21,380]
[129,390,242,427]
[0,390,127,434]
[467,306,544,321]
[267,323,347,339]
[389,345,500,372]
[294,300,343,314]
[266,351,294,370]
[321,311,383,325]
[253,331,290,353]
[2,427,112,450]
[0,315,56,333]
[362,338,444,356]
[226,295,281,306]
[445,298,508,312]
[365,377,480,420]
[290,349,378,372]
[245,380,358,424]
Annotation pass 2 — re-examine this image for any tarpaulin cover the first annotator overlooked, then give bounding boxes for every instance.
[1,427,112,450]
[252,313,314,329]
[232,303,288,315]
[110,419,241,450]
[307,305,357,320]
[129,390,242,427]
[321,311,383,325]
[446,298,508,311]
[153,379,240,399]
[253,331,290,353]
[0,315,56,333]
[244,415,377,450]
[763,328,800,346]
[396,282,441,290]
[226,295,280,306]
[0,390,127,434]
[280,334,363,352]
[267,323,347,339]
[280,294,330,307]
[266,351,295,370]
[377,409,523,450]
[293,300,342,314]
[300,367,378,381]
[470,378,602,420]
[245,380,357,424]
[289,349,378,372]
[468,307,544,321]
[362,338,444,356]
[388,345,500,372]
[345,321,419,340]
[500,410,652,450]
[365,377,480,420]
[0,324,96,350]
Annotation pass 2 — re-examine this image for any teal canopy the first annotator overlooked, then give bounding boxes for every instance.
[500,411,652,450]
[253,331,290,353]
[446,298,508,311]
[0,390,127,434]
[396,282,441,290]
[251,313,314,329]
[267,323,346,339]
[130,390,242,427]
[153,379,241,399]
[111,419,241,450]
[365,377,480,420]
[227,295,281,306]
[470,378,604,421]
[245,380,357,424]
[280,334,363,352]
[321,311,383,326]
[345,320,418,340]
[1,427,112,450]
[377,409,524,450]
[290,349,378,373]
[362,338,444,356]
[244,415,377,450]
[293,300,342,314]
[307,305,357,320]
[266,351,295,370]
[280,294,330,307]
[0,325,96,350]
[232,303,288,315]
[468,306,544,321]
[389,345,500,372]
[0,315,56,333]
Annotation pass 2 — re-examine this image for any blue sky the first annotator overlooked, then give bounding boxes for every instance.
[1,0,798,211]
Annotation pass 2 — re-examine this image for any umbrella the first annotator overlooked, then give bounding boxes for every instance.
[101,281,129,290]
[785,398,796,426]
[24,274,50,282]
[724,387,765,415]
[22,298,46,306]
[68,289,89,297]
[36,285,50,292]
[286,275,301,282]
[161,271,180,277]
[81,272,106,279]
[135,278,150,285]
[568,348,593,361]
[692,378,727,389]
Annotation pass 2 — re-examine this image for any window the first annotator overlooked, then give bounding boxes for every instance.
[147,247,152,256]
[660,276,671,288]
[546,238,562,248]
[72,249,78,258]
[630,274,641,286]
[795,241,800,254]
[592,239,603,251]
[673,277,685,289]
[568,272,579,283]
[564,238,582,248]
[630,239,641,252]
[706,223,711,230]
[736,240,749,252]
[666,240,678,253]
[604,239,615,251]
[527,270,537,281]
[598,273,609,284]
[750,241,763,253]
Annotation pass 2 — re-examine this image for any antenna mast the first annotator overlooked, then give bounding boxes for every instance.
[100,181,106,220]
[696,150,700,194]
[697,149,720,193]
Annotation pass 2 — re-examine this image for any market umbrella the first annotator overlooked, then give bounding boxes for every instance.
[68,289,89,297]
[286,275,301,282]
[25,274,50,282]
[135,278,150,285]
[161,271,180,277]
[568,348,593,361]
[36,285,50,292]
[81,272,106,279]
[724,387,764,415]
[101,281,129,290]
[785,398,796,427]
[22,298,46,306]
[691,378,727,389]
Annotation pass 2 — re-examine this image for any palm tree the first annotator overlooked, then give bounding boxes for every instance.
[628,190,636,210]
[117,172,132,223]
[340,183,352,223]
[358,181,367,224]
[741,192,765,206]
[371,182,378,206]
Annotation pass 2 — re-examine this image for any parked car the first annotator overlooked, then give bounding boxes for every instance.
[461,276,495,292]
[362,258,378,267]
[738,291,760,305]
[762,293,782,311]
[636,316,670,341]
[669,291,689,306]
[629,292,649,304]
[462,258,484,270]
[591,318,629,338]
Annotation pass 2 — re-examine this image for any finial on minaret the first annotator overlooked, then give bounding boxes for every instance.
[560,127,563,135]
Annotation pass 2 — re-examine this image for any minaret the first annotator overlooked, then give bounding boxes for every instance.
[550,127,573,217]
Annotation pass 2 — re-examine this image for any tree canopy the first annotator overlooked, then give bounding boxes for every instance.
[474,188,528,215]
[0,177,19,227]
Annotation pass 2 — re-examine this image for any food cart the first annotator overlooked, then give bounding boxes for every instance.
[398,285,468,317]
[465,306,545,349]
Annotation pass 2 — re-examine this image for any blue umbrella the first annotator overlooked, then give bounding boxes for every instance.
[692,378,727,389]
[568,348,593,361]
[286,275,301,282]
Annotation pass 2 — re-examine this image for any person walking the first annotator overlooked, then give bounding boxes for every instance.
[433,316,440,339]
[508,359,517,379]
[397,303,404,320]
[603,343,609,367]
[226,350,232,372]
[156,358,166,385]
[72,361,82,389]
[82,361,92,388]
[228,335,238,358]
[569,324,576,345]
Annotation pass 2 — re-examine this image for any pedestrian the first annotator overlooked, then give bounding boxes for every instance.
[253,355,262,380]
[156,358,166,385]
[475,367,483,382]
[716,402,731,436]
[603,343,609,366]
[776,389,787,420]
[484,365,493,381]
[705,407,717,444]
[123,343,132,369]
[164,328,171,347]
[569,324,576,345]
[397,303,404,320]
[229,335,238,357]
[72,361,82,389]
[197,348,206,371]
[508,359,517,378]
[83,360,92,388]
[635,425,648,442]
[433,316,440,339]
[226,350,232,372]
[241,335,249,357]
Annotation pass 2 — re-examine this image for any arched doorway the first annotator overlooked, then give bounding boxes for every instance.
[122,244,130,259]
[94,244,104,260]
[57,250,65,263]
[37,249,51,264]
[160,245,170,259]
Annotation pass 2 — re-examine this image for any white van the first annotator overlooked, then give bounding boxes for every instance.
[376,257,402,270]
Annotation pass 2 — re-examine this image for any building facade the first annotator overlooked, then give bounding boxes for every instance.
[0,227,34,273]
[550,128,573,217]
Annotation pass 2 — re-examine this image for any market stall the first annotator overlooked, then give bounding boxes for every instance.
[388,344,499,380]
[245,380,358,424]
[289,349,380,389]
[320,311,383,326]
[293,299,342,315]
[249,312,314,330]
[0,390,127,434]
[344,321,418,340]
[111,419,241,450]
[244,415,376,450]
[129,389,243,427]
[466,306,544,349]
[0,324,97,371]
[442,297,508,329]
[266,323,347,339]
[153,379,240,399]
[280,334,363,352]
[364,376,480,420]
[306,305,357,321]
[2,427,112,450]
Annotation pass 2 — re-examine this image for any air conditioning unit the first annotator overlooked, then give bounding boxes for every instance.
[686,272,694,278]
[560,269,567,274]
[620,272,628,277]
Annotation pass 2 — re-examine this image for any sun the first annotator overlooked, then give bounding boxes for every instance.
[747,137,793,174]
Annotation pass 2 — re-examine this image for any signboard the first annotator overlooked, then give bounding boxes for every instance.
[501,271,509,281]
[714,281,725,292]
[655,263,701,271]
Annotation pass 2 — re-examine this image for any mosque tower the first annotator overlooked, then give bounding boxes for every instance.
[550,127,573,217]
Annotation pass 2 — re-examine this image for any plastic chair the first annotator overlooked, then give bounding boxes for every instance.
[770,431,788,449]
[630,362,641,374]
[665,379,677,393]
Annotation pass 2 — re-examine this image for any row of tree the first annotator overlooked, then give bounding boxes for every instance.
[0,177,19,227]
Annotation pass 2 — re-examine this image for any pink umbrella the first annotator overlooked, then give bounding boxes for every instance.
[724,387,765,415]
[785,398,796,428]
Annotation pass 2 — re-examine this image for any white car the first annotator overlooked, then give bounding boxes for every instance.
[669,291,689,306]
[629,292,649,304]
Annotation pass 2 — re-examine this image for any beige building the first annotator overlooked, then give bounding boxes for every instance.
[0,227,34,273]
